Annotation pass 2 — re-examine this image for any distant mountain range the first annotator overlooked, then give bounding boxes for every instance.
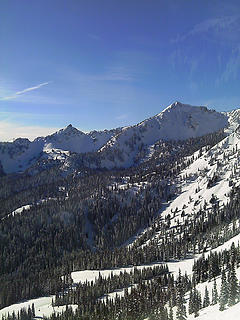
[1,101,239,174]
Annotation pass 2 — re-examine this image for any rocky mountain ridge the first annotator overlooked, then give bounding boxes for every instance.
[0,102,231,174]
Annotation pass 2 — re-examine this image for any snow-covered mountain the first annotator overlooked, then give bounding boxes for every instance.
[0,102,230,174]
[97,101,228,168]
[0,125,121,174]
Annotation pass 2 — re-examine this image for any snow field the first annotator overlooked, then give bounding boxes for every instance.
[187,301,240,320]
[0,296,77,320]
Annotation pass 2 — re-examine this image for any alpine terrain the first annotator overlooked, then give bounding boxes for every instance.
[1,102,240,320]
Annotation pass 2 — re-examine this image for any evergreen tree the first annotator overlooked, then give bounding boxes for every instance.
[230,242,236,266]
[188,289,193,315]
[219,269,228,311]
[211,278,218,305]
[31,303,35,317]
[228,264,239,306]
[203,286,210,308]
[176,271,187,320]
[192,287,202,318]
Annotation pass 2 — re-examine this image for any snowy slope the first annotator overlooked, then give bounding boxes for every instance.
[225,108,240,132]
[126,126,240,249]
[97,102,228,168]
[187,301,240,320]
[0,296,78,319]
[186,267,240,320]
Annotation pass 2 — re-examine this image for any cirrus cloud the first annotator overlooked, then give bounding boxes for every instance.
[0,81,51,101]
[172,15,240,43]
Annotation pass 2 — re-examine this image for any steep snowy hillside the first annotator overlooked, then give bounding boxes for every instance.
[127,126,240,249]
[97,102,228,168]
[225,108,240,132]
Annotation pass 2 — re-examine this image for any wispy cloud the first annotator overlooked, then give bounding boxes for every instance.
[169,48,200,80]
[0,81,51,101]
[15,82,51,95]
[217,47,240,84]
[172,15,240,43]
[64,67,135,83]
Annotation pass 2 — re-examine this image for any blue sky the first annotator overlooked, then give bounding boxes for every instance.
[1,0,240,140]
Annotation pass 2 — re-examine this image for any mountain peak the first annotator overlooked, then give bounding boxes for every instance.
[63,124,76,131]
[59,124,82,135]
[162,101,210,114]
[12,138,30,145]
[169,101,183,108]
[173,101,182,106]
[162,101,186,113]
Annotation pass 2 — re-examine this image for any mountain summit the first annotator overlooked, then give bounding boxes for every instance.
[96,102,228,168]
[140,101,227,141]
[57,124,83,135]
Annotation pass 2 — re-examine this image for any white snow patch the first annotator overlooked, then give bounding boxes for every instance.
[0,296,77,319]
